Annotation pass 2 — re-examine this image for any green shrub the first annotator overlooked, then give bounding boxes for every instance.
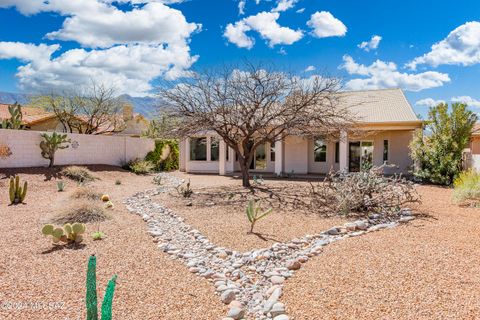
[246,199,273,233]
[62,166,96,183]
[145,139,179,171]
[453,170,480,204]
[128,159,154,175]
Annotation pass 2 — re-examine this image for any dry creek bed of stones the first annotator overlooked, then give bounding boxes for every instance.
[124,173,415,320]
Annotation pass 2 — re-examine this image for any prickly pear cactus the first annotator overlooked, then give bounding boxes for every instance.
[41,223,85,244]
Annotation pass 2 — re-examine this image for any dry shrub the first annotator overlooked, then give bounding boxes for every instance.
[61,166,96,183]
[71,187,102,201]
[453,170,480,205]
[50,199,110,224]
[310,166,420,217]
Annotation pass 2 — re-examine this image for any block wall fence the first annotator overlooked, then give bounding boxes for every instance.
[0,129,155,168]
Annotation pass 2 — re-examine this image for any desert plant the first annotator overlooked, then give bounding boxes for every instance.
[246,199,273,233]
[72,187,102,200]
[253,175,264,185]
[62,166,96,183]
[152,175,162,185]
[127,159,154,174]
[40,132,71,167]
[115,179,121,185]
[0,103,24,129]
[0,144,12,159]
[101,194,110,202]
[41,222,86,244]
[410,103,477,185]
[453,170,480,205]
[310,166,420,217]
[105,201,114,209]
[86,254,117,320]
[9,175,27,204]
[144,139,179,171]
[176,179,193,198]
[91,231,105,240]
[57,181,65,192]
[50,200,109,224]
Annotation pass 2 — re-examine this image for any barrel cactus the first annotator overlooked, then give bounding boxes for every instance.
[86,255,117,320]
[9,175,27,204]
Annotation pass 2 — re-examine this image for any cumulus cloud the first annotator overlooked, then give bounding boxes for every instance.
[415,98,445,107]
[307,11,347,38]
[340,55,450,92]
[224,11,303,49]
[451,96,480,107]
[304,65,316,72]
[0,42,197,96]
[358,35,382,52]
[272,0,298,12]
[0,0,200,96]
[407,21,480,70]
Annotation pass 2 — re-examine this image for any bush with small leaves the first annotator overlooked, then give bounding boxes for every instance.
[127,159,154,175]
[246,199,273,233]
[91,231,105,241]
[453,170,480,205]
[62,166,96,183]
[152,175,162,185]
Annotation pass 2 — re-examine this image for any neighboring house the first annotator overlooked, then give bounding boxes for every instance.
[0,103,87,132]
[0,103,147,136]
[178,88,423,176]
[465,123,480,171]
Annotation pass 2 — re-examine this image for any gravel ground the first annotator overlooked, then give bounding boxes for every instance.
[0,167,225,320]
[154,172,348,252]
[283,185,480,319]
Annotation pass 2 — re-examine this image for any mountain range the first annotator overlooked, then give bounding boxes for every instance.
[0,91,159,118]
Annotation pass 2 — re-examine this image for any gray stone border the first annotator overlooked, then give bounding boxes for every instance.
[125,173,414,320]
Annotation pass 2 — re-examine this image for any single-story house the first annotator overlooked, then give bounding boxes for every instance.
[178,88,423,176]
[465,123,480,171]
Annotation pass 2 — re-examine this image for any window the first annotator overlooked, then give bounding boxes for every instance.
[383,140,389,163]
[190,137,207,161]
[335,142,339,163]
[314,138,327,162]
[270,142,275,162]
[210,137,219,161]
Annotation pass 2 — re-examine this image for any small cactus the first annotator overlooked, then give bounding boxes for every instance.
[101,194,110,202]
[9,175,27,204]
[105,201,114,209]
[41,222,86,244]
[57,180,65,192]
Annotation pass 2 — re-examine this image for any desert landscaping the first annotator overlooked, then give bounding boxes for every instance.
[2,164,480,319]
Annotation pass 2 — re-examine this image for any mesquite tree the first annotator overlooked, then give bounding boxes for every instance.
[160,63,355,187]
[40,132,71,167]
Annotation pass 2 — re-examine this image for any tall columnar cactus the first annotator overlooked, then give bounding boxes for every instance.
[86,255,117,320]
[40,132,71,167]
[9,175,27,204]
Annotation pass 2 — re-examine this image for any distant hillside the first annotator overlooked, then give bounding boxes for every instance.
[0,91,160,118]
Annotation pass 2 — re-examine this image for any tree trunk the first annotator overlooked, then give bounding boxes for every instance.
[238,159,251,188]
[49,155,54,168]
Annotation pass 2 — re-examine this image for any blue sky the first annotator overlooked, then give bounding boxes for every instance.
[0,0,479,117]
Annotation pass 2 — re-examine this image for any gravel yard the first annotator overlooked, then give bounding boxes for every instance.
[153,172,348,252]
[1,168,477,320]
[0,167,225,320]
[283,185,480,319]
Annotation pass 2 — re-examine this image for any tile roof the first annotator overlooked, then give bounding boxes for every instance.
[340,88,420,123]
[0,104,54,125]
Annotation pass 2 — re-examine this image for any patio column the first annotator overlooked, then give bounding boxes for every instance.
[275,138,284,176]
[226,147,234,173]
[185,138,191,173]
[339,130,348,172]
[219,139,226,175]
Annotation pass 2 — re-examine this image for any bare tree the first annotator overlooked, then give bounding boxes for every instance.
[32,82,126,135]
[160,63,355,187]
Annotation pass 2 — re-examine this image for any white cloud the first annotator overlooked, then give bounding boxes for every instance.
[0,42,197,96]
[307,11,347,38]
[272,0,298,12]
[340,55,450,92]
[238,0,246,15]
[415,98,445,107]
[304,65,316,72]
[0,0,200,96]
[224,11,303,48]
[296,8,305,14]
[451,96,480,107]
[358,35,382,52]
[407,21,480,70]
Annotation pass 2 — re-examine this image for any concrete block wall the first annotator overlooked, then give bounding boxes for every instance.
[0,129,155,168]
